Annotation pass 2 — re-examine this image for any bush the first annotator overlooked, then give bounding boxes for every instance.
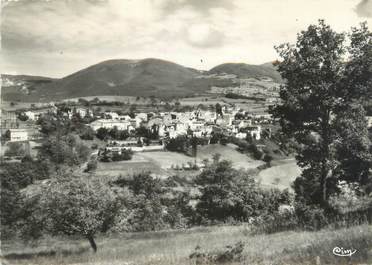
[189,241,245,264]
[85,160,97,172]
[250,144,263,160]
[5,142,25,157]
[96,127,110,141]
[80,126,95,140]
[112,173,195,231]
[120,149,133,160]
[263,154,273,164]
[100,149,133,162]
[194,160,284,224]
[165,135,188,153]
[251,210,298,234]
[294,203,329,230]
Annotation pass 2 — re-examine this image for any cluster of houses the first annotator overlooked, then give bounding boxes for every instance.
[3,102,372,156]
[105,138,165,153]
[86,106,270,154]
[89,106,268,143]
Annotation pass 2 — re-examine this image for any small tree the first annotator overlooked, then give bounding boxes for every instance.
[18,113,29,122]
[195,160,257,222]
[263,154,274,166]
[96,127,109,141]
[39,176,121,252]
[215,103,223,117]
[85,159,97,172]
[80,126,95,140]
[126,173,165,231]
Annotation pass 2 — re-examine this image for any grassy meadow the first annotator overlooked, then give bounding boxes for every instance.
[2,225,371,265]
[94,144,265,179]
[257,160,301,190]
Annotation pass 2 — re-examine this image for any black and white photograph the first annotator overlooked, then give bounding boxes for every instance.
[0,0,371,264]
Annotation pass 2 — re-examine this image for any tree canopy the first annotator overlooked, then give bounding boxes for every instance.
[39,176,121,252]
[272,20,372,208]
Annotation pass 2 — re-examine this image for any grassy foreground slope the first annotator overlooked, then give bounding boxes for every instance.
[2,225,371,265]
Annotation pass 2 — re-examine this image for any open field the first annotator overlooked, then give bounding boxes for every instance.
[178,96,269,114]
[179,96,227,106]
[257,160,301,190]
[197,144,265,169]
[140,144,264,170]
[95,154,167,178]
[1,101,39,111]
[2,225,371,265]
[63,96,140,103]
[95,144,264,179]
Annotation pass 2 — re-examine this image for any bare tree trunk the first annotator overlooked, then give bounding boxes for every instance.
[87,234,97,253]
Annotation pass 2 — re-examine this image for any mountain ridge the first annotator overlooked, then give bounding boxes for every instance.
[2,58,282,102]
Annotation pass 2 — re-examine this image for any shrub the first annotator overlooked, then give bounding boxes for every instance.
[85,159,97,172]
[189,241,245,264]
[120,149,133,160]
[263,154,273,165]
[251,210,299,234]
[101,149,133,162]
[294,202,329,230]
[195,160,275,223]
[79,126,95,140]
[5,142,25,157]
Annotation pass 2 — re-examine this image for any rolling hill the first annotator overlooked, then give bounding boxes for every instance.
[24,58,200,101]
[1,74,56,102]
[209,62,282,83]
[2,58,282,102]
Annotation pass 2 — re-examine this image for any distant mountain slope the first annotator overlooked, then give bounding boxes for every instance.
[1,58,283,102]
[1,74,56,102]
[30,58,200,100]
[209,62,282,83]
[2,74,55,86]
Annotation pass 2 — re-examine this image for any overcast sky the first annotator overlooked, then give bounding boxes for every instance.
[1,0,371,78]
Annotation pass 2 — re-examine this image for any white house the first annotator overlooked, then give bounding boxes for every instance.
[104,112,119,120]
[24,111,37,121]
[245,126,262,140]
[75,107,91,117]
[118,115,132,121]
[193,130,203,137]
[9,129,29,142]
[159,122,188,139]
[189,120,204,131]
[89,119,130,131]
[367,116,372,128]
[136,113,148,122]
[24,109,51,121]
[235,132,248,139]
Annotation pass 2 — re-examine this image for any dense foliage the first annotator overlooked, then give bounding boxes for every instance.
[26,176,121,252]
[272,20,372,209]
[195,159,290,223]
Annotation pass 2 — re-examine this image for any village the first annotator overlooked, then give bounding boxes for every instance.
[1,1,372,263]
[1,100,275,159]
[3,99,372,147]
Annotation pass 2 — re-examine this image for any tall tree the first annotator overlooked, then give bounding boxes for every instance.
[273,20,345,207]
[272,20,371,208]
